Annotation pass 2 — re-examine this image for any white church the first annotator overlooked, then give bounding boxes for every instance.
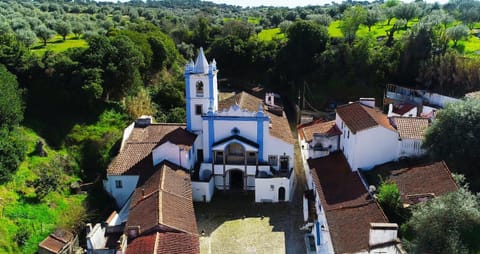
[103,48,296,209]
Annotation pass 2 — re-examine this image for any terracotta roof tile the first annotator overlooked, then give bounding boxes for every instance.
[392,117,429,140]
[127,163,198,236]
[336,102,395,134]
[301,120,342,142]
[308,153,388,253]
[127,232,200,254]
[218,92,294,144]
[389,161,458,205]
[107,124,195,175]
[392,104,416,116]
[156,232,200,254]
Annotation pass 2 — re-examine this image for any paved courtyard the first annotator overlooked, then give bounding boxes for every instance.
[194,142,307,254]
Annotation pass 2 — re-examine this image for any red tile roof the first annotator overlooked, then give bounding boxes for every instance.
[127,232,200,254]
[38,229,74,254]
[392,104,416,116]
[127,163,198,236]
[391,117,429,140]
[336,102,395,134]
[300,120,342,142]
[218,92,295,144]
[107,124,195,175]
[308,153,388,253]
[389,161,458,205]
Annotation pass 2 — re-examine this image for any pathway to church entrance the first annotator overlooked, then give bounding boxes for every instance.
[195,141,307,254]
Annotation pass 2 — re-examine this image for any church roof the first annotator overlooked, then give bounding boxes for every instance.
[212,135,259,148]
[218,92,295,144]
[127,162,198,236]
[193,47,209,74]
[107,123,195,176]
[126,232,200,254]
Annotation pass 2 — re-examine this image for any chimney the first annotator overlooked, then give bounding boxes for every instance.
[369,223,398,248]
[359,98,375,108]
[86,223,93,235]
[135,115,153,128]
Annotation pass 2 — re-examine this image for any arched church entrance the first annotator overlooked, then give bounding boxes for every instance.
[228,169,244,190]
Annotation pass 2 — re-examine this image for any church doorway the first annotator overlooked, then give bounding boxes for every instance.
[229,170,244,190]
[278,187,286,201]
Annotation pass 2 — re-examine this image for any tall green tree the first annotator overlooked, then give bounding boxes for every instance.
[341,6,367,44]
[54,21,71,41]
[446,24,470,47]
[35,25,55,46]
[423,99,480,186]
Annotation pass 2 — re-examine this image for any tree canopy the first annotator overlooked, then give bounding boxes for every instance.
[423,99,480,188]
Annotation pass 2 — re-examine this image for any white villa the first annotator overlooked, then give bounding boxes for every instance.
[103,48,296,211]
[299,98,430,171]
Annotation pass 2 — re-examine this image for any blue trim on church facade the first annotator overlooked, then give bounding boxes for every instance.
[202,115,269,122]
[257,118,264,162]
[208,71,214,107]
[185,73,192,131]
[207,112,215,162]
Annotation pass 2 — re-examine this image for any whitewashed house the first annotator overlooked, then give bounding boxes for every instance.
[335,100,399,171]
[391,117,429,158]
[298,120,341,159]
[103,48,296,207]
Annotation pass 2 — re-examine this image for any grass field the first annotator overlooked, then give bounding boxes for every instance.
[258,28,285,41]
[0,128,86,253]
[223,16,261,25]
[31,34,88,55]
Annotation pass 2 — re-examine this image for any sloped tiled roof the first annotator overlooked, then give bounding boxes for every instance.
[391,117,429,140]
[300,120,342,142]
[336,102,395,134]
[218,92,295,144]
[392,104,416,116]
[107,124,195,175]
[127,232,200,254]
[389,161,458,205]
[127,163,198,236]
[38,229,74,254]
[308,153,388,253]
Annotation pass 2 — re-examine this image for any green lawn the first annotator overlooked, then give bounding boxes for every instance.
[257,28,285,41]
[31,34,88,55]
[458,35,480,57]
[328,18,419,40]
[0,128,86,253]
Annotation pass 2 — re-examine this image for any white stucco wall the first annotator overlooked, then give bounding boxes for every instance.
[398,139,425,158]
[354,127,399,170]
[192,177,215,202]
[255,177,291,202]
[264,135,294,170]
[152,142,193,169]
[103,175,139,208]
[120,122,135,152]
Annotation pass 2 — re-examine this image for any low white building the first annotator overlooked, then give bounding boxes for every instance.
[299,120,341,159]
[336,100,399,171]
[391,117,429,158]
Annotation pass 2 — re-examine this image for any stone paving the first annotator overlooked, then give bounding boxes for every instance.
[194,141,307,254]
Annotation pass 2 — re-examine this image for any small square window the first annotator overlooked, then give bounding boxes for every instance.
[115,180,123,188]
[249,152,256,157]
[195,105,202,115]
